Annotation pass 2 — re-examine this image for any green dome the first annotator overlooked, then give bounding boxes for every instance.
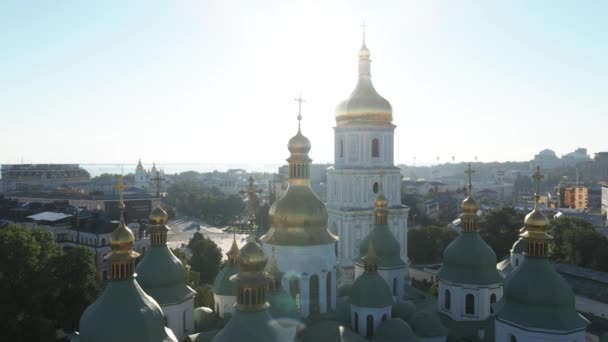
[268,289,300,320]
[337,283,352,297]
[212,263,239,296]
[374,318,418,342]
[511,238,524,254]
[335,297,352,325]
[408,310,448,337]
[211,310,280,342]
[136,246,195,305]
[497,257,589,331]
[355,224,404,268]
[79,279,177,342]
[392,301,416,321]
[350,273,393,308]
[438,232,503,285]
[193,307,218,332]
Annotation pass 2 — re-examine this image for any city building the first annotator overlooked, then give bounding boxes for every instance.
[326,37,409,281]
[1,163,90,192]
[562,148,591,167]
[134,160,166,191]
[530,149,562,170]
[558,184,589,209]
[581,152,608,182]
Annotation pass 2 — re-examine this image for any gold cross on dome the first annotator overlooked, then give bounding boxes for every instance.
[152,171,165,205]
[465,163,475,194]
[533,166,544,199]
[114,175,127,209]
[239,176,263,232]
[360,21,367,42]
[294,92,306,125]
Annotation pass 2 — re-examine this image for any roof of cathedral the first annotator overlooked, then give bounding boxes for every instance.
[349,273,393,308]
[210,310,281,342]
[335,40,392,126]
[438,167,503,286]
[262,109,336,246]
[496,167,589,333]
[136,246,196,304]
[440,315,494,342]
[374,318,419,342]
[212,263,239,296]
[298,320,366,342]
[268,290,300,321]
[408,310,448,338]
[511,237,525,254]
[79,279,178,342]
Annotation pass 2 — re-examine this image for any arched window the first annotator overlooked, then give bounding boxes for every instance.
[510,334,517,342]
[244,289,251,305]
[393,278,398,296]
[366,314,374,337]
[339,139,344,158]
[382,314,387,322]
[354,312,359,332]
[326,272,332,309]
[164,316,168,327]
[102,271,108,281]
[490,293,497,314]
[290,278,300,310]
[444,289,451,310]
[515,258,519,267]
[183,310,187,332]
[310,275,320,314]
[465,294,475,315]
[216,303,219,314]
[372,138,380,158]
[101,238,106,246]
[373,182,379,194]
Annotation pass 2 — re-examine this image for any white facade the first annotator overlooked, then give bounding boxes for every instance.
[162,298,194,342]
[350,304,391,338]
[354,264,406,299]
[495,319,586,342]
[438,280,503,321]
[263,243,337,318]
[213,294,236,319]
[327,124,409,280]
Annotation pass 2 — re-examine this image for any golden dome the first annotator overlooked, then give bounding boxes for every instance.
[524,208,549,228]
[149,206,168,226]
[288,129,311,155]
[375,193,389,209]
[461,196,478,214]
[267,248,283,280]
[227,236,239,259]
[336,42,392,125]
[238,236,267,273]
[110,219,135,252]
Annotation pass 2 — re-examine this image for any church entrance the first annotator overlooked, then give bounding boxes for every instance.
[309,274,320,314]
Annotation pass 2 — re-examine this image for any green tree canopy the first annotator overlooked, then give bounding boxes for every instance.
[479,206,525,260]
[0,226,99,341]
[408,225,457,264]
[189,237,222,284]
[549,217,608,271]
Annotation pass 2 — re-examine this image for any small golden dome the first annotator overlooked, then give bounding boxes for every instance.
[238,237,267,273]
[358,43,370,59]
[461,196,478,213]
[149,206,168,225]
[110,220,135,252]
[267,248,283,280]
[227,237,239,259]
[524,208,549,228]
[375,193,389,209]
[288,130,311,155]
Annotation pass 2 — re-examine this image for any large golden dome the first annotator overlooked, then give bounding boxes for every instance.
[461,196,478,214]
[110,219,135,252]
[524,208,549,228]
[238,236,267,273]
[336,42,392,125]
[287,129,311,155]
[149,206,168,226]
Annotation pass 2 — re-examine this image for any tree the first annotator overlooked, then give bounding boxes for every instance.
[549,217,608,271]
[0,226,99,340]
[171,247,199,288]
[194,284,216,309]
[479,206,524,260]
[408,225,457,264]
[189,237,222,284]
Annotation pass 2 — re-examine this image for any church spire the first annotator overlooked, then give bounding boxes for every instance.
[521,166,551,257]
[287,93,312,181]
[460,163,480,232]
[106,175,140,281]
[148,171,169,246]
[363,242,379,273]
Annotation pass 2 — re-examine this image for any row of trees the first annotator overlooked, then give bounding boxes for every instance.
[407,205,608,273]
[0,226,99,341]
[164,180,244,226]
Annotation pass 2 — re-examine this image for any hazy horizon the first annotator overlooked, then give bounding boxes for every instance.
[2,1,606,165]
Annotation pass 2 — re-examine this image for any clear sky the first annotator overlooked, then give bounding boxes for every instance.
[1,0,606,166]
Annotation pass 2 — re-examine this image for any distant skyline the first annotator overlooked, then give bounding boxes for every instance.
[1,1,607,165]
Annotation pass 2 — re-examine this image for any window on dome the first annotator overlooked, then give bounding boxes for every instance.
[444,289,451,310]
[102,271,107,281]
[183,310,187,333]
[290,278,301,311]
[382,314,387,322]
[326,272,332,309]
[509,334,517,342]
[354,312,359,332]
[310,275,320,314]
[366,315,374,337]
[373,182,379,194]
[101,238,106,246]
[372,139,380,158]
[340,139,344,158]
[490,293,497,314]
[465,294,475,315]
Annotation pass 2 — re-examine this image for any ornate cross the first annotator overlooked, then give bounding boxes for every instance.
[114,175,127,210]
[361,21,367,42]
[465,163,475,195]
[533,166,544,200]
[239,176,263,232]
[294,92,305,126]
[152,171,165,206]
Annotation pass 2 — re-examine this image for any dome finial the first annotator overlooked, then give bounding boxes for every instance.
[360,20,367,46]
[239,177,263,238]
[107,175,139,280]
[521,167,551,257]
[363,241,379,273]
[532,166,543,210]
[294,91,305,132]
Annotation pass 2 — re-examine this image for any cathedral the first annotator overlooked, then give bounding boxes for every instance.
[71,36,589,342]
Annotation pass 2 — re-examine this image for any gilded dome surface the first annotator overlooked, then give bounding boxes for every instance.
[461,196,478,213]
[524,208,549,228]
[110,220,135,252]
[375,193,389,209]
[335,43,392,125]
[238,238,267,272]
[288,130,311,155]
[149,207,168,226]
